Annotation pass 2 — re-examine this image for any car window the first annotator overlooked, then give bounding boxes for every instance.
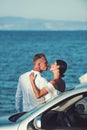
[75,97,87,113]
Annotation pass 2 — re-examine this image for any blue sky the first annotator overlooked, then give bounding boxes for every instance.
[0,0,87,21]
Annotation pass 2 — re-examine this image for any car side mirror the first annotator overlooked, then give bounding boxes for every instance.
[33,115,41,129]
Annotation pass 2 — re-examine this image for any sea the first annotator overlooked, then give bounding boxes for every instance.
[0,30,87,116]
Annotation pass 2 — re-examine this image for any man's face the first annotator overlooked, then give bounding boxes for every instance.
[39,57,49,71]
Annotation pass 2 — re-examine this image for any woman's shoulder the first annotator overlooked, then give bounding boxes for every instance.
[55,78,65,92]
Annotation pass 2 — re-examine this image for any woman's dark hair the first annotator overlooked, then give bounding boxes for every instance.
[56,60,67,77]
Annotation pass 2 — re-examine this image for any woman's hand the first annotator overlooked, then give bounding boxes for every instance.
[29,72,37,82]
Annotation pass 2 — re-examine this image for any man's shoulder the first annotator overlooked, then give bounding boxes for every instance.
[20,71,32,78]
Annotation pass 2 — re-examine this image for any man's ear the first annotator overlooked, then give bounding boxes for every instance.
[37,63,41,69]
[38,63,40,66]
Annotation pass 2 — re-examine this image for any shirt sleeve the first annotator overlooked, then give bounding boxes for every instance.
[45,82,59,95]
[44,82,54,91]
[15,77,23,112]
[35,73,48,89]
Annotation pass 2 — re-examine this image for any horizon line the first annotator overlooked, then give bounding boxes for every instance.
[0,16,87,22]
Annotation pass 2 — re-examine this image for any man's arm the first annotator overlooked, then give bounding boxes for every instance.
[15,78,23,112]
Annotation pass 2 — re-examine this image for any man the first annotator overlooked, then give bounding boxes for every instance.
[15,53,49,112]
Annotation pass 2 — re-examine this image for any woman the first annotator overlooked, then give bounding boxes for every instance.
[29,60,67,100]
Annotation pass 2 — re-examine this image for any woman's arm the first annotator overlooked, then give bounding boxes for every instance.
[29,73,48,98]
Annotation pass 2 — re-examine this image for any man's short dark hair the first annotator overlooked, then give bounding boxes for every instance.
[33,53,46,64]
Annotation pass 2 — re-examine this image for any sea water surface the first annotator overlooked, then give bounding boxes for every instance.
[0,30,87,115]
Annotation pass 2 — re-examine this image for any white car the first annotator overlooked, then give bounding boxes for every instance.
[0,83,87,130]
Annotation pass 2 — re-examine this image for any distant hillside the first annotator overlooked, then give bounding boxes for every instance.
[0,16,87,30]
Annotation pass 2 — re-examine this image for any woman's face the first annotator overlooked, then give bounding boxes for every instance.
[50,61,59,72]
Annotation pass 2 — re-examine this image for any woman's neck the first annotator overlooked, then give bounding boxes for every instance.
[53,73,60,80]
